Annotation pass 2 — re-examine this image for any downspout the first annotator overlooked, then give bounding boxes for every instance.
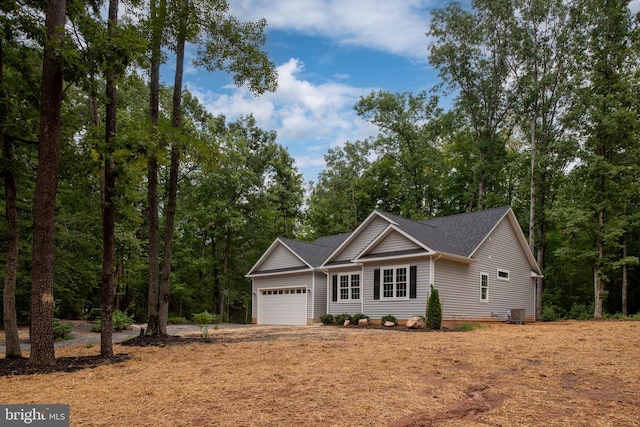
[360,263,364,314]
[311,271,315,323]
[430,253,442,286]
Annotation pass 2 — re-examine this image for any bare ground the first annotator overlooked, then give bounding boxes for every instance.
[1,321,639,426]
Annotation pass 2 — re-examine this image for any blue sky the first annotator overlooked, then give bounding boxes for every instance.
[181,1,447,184]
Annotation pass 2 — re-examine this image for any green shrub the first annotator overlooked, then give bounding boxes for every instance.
[192,311,218,324]
[566,303,593,320]
[53,319,74,341]
[112,310,133,331]
[426,285,442,330]
[541,305,560,322]
[319,314,334,325]
[334,313,352,325]
[168,316,189,325]
[351,313,369,324]
[90,310,134,332]
[381,314,397,324]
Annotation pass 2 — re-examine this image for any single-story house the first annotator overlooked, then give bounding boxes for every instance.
[246,206,542,325]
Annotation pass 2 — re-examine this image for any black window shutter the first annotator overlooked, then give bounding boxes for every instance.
[373,269,380,300]
[410,265,417,299]
[332,275,338,302]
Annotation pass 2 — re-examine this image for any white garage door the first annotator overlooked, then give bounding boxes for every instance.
[258,287,307,325]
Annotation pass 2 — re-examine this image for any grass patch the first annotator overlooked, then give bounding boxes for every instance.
[456,323,487,331]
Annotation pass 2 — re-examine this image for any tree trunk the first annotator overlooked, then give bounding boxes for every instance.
[29,0,66,367]
[2,138,22,359]
[158,0,187,334]
[146,0,166,336]
[594,207,605,320]
[622,231,628,316]
[1,32,22,359]
[100,0,119,357]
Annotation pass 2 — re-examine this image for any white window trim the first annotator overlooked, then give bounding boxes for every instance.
[497,268,510,281]
[381,265,410,301]
[338,272,361,302]
[480,272,489,303]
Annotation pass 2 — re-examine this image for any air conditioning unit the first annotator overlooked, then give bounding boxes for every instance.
[507,308,525,324]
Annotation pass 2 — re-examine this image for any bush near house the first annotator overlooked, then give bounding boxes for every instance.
[334,313,352,325]
[381,314,397,325]
[351,313,369,324]
[320,314,334,325]
[427,285,442,330]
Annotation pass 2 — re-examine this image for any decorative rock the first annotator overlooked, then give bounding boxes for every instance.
[343,319,351,327]
[406,316,425,329]
[358,318,369,326]
[384,321,396,327]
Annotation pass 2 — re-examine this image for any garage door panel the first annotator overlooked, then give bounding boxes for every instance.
[258,288,307,325]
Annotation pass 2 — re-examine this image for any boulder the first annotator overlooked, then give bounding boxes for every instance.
[406,316,425,329]
[343,319,351,327]
[358,318,369,327]
[384,321,396,327]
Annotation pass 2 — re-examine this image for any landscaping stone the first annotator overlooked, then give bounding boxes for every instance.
[406,316,425,329]
[384,321,396,327]
[358,318,369,326]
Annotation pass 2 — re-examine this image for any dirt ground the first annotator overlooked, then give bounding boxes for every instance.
[1,321,639,426]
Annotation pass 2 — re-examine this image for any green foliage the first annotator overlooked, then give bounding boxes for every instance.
[541,305,560,322]
[381,314,397,324]
[112,311,134,331]
[53,319,74,341]
[566,303,594,321]
[456,323,487,331]
[192,311,220,324]
[168,316,189,325]
[334,313,352,325]
[351,313,369,324]
[319,314,334,325]
[89,311,134,332]
[427,285,442,330]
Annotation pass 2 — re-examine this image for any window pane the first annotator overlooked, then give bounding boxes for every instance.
[397,282,407,298]
[351,275,360,300]
[481,274,488,300]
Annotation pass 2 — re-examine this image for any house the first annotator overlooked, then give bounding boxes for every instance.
[246,206,542,325]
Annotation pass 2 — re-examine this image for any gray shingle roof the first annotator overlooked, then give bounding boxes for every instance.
[379,206,510,257]
[280,233,351,267]
[270,207,510,270]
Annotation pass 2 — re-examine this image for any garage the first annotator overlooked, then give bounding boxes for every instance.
[257,287,307,325]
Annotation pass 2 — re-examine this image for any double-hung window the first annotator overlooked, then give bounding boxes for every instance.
[382,266,409,300]
[339,273,361,301]
[480,273,489,302]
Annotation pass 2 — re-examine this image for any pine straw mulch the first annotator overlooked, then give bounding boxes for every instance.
[1,321,640,426]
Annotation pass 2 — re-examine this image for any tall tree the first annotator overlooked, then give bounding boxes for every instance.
[506,0,576,320]
[29,0,67,367]
[355,91,444,219]
[145,0,166,335]
[567,0,639,319]
[100,0,120,358]
[147,0,277,335]
[428,0,514,210]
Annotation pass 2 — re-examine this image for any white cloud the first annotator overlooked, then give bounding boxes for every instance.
[187,58,379,183]
[229,0,434,61]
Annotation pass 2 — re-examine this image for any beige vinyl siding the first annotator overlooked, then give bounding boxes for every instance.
[258,244,307,271]
[362,258,431,321]
[252,272,314,320]
[313,271,328,321]
[371,231,421,254]
[434,218,535,322]
[334,216,389,262]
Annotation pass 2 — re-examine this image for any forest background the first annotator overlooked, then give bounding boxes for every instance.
[1,0,640,357]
